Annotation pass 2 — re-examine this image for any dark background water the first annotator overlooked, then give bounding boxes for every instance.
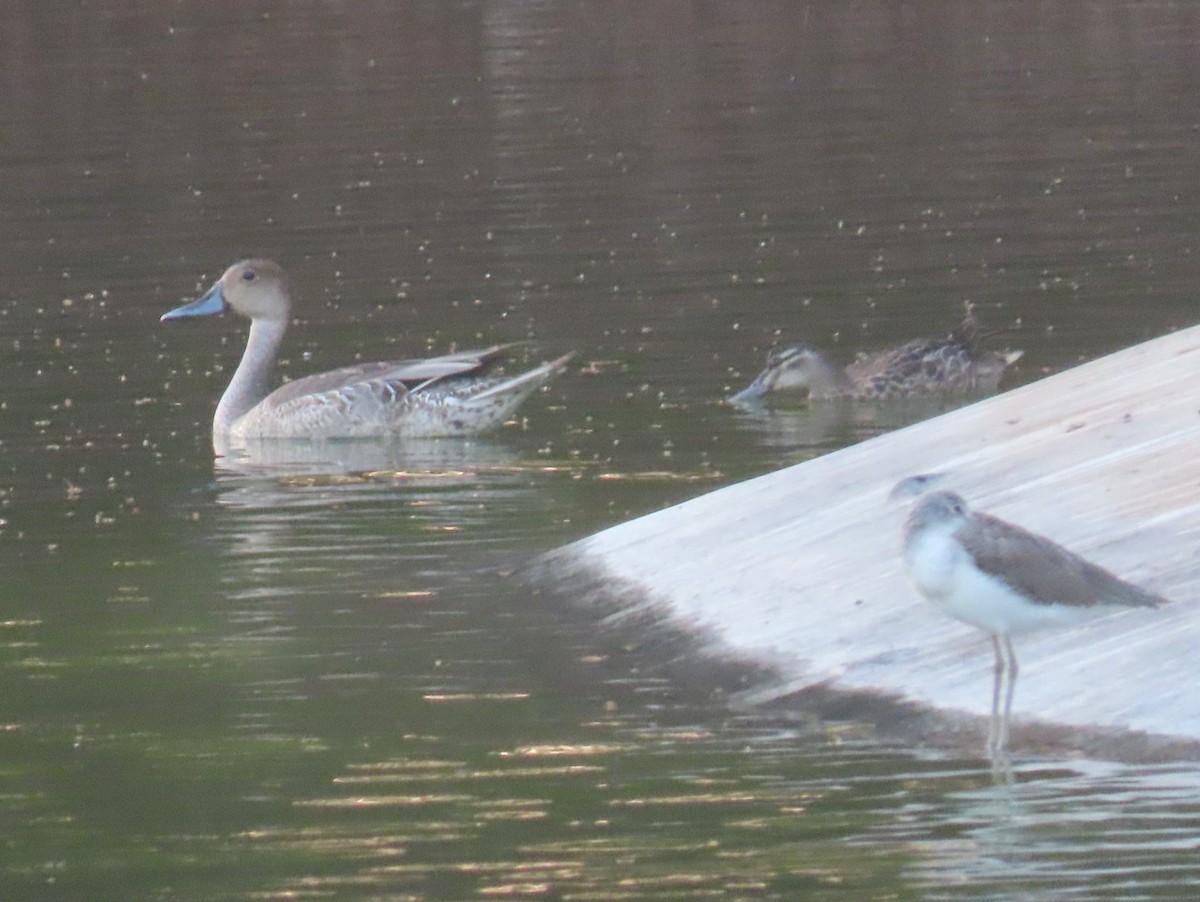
[4,2,1200,898]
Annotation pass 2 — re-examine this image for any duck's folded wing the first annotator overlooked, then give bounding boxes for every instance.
[845,339,939,384]
[263,343,520,407]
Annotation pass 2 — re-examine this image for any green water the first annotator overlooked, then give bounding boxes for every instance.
[4,1,1200,898]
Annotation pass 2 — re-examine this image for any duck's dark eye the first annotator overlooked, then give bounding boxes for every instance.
[242,270,256,282]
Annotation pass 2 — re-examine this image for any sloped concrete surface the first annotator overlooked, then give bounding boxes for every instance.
[531,326,1200,751]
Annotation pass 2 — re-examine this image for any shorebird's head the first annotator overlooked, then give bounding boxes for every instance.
[728,344,826,402]
[907,490,971,534]
[161,258,291,325]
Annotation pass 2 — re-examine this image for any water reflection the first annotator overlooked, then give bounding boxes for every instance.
[213,435,533,481]
[909,760,1200,899]
[204,437,582,616]
[729,395,985,456]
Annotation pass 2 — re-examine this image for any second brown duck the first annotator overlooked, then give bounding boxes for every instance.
[729,313,1021,404]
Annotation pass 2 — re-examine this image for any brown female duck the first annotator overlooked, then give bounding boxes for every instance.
[729,314,1021,403]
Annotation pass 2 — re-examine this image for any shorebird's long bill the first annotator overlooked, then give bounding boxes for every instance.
[161,283,227,322]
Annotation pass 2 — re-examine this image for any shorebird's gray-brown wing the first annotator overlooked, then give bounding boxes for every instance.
[263,343,520,407]
[959,512,1165,609]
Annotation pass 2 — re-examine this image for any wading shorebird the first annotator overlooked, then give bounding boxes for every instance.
[901,490,1166,759]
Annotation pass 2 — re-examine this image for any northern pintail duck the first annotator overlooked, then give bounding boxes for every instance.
[161,259,572,444]
[729,313,1021,403]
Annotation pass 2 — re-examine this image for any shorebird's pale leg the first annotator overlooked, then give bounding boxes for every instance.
[986,635,1018,758]
[988,635,1004,756]
[1000,635,1019,756]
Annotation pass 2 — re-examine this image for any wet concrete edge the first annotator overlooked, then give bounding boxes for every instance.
[520,546,1200,765]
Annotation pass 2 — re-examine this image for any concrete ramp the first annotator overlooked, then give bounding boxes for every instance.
[532,325,1200,755]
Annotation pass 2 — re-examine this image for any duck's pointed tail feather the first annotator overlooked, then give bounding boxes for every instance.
[470,352,575,403]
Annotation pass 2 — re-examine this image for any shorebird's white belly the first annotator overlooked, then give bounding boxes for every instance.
[904,527,1084,636]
